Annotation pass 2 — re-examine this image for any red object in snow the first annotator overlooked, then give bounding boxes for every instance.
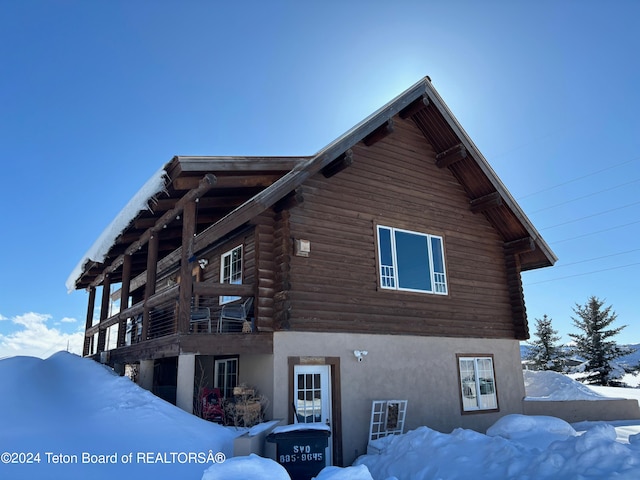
[200,388,225,423]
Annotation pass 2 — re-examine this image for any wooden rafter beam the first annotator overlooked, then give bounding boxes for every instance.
[273,189,304,213]
[134,210,231,230]
[399,95,430,119]
[435,143,467,168]
[172,174,281,191]
[154,195,247,211]
[363,120,394,146]
[504,237,536,255]
[174,156,306,172]
[127,174,216,253]
[470,191,503,213]
[322,149,353,178]
[89,174,216,288]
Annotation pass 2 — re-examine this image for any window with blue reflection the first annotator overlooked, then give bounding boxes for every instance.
[376,225,447,295]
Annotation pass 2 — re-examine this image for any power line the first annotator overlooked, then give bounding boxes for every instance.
[518,156,640,200]
[530,177,640,214]
[552,248,640,268]
[550,219,640,244]
[540,200,640,230]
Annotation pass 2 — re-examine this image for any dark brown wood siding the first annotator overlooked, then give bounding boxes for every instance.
[284,118,516,339]
[198,231,256,296]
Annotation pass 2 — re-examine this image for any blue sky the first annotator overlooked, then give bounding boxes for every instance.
[1,1,639,358]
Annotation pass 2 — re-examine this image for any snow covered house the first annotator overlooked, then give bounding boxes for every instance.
[68,77,556,466]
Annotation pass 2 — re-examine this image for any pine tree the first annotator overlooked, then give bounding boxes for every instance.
[526,315,566,371]
[568,296,633,386]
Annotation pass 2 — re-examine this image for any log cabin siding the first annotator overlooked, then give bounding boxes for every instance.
[273,210,293,330]
[284,118,516,339]
[198,232,256,295]
[253,211,276,331]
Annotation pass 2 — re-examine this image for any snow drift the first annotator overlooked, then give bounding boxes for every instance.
[2,353,640,480]
[0,352,237,480]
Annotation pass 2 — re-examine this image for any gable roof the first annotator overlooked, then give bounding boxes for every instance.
[69,77,556,291]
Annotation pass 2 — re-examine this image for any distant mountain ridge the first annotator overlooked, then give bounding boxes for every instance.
[520,343,640,368]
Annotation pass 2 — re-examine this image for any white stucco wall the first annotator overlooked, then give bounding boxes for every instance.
[271,332,525,466]
[176,354,196,414]
[239,354,275,419]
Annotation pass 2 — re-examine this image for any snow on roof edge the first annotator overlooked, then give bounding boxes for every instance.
[66,167,169,293]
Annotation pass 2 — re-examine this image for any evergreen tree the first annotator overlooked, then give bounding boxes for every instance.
[568,296,633,386]
[526,315,566,371]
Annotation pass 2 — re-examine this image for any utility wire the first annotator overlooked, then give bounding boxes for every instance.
[551,248,640,268]
[526,262,640,285]
[550,219,640,244]
[518,156,640,200]
[530,178,640,214]
[540,200,640,230]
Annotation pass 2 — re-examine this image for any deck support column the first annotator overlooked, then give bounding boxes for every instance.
[83,287,96,356]
[177,200,197,334]
[117,254,132,347]
[142,233,160,341]
[176,353,196,414]
[138,359,154,391]
[96,273,111,353]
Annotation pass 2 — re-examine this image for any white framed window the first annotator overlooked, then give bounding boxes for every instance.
[457,355,498,412]
[214,357,238,399]
[220,245,242,304]
[377,225,447,294]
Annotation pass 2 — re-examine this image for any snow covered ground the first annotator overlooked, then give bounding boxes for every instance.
[2,353,640,479]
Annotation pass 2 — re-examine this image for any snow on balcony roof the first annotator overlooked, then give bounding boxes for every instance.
[66,167,168,292]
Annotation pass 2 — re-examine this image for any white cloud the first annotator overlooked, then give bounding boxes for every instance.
[0,314,7,321]
[0,312,84,359]
[60,317,77,323]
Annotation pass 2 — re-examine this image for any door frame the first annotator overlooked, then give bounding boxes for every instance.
[288,356,342,466]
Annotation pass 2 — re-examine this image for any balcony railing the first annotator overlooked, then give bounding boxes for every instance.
[84,283,255,355]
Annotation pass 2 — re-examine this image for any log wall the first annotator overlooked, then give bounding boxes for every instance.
[284,118,517,339]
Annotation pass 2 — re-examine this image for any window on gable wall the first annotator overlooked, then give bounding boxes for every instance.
[220,245,242,305]
[377,225,447,294]
[457,355,498,412]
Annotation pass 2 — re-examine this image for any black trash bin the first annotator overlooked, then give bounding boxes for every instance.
[266,425,331,480]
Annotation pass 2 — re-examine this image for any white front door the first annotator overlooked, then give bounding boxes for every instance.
[293,364,332,465]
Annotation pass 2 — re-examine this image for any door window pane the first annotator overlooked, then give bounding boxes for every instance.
[296,373,323,423]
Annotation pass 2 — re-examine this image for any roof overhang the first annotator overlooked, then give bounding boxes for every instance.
[68,77,556,291]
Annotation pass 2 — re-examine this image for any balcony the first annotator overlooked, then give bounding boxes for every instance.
[84,282,267,361]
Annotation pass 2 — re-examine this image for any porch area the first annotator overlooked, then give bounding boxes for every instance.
[84,281,268,359]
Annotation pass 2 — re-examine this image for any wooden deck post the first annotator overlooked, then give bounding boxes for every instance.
[96,273,111,353]
[117,254,132,347]
[142,233,159,341]
[83,287,96,356]
[177,200,196,334]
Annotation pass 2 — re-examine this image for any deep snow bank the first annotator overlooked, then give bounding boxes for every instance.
[524,369,609,401]
[355,416,640,479]
[0,352,237,480]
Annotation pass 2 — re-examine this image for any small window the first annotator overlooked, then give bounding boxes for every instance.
[377,226,447,294]
[458,355,498,412]
[214,357,238,399]
[220,245,242,304]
